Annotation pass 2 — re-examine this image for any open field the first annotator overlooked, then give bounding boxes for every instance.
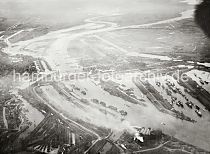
[0,0,194,30]
[97,18,210,62]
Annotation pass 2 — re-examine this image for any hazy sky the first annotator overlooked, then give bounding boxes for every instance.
[0,0,191,26]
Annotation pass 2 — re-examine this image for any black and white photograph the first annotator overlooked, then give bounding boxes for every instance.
[0,0,210,153]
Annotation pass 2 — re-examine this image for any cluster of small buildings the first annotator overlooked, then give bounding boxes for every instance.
[134,127,152,143]
[0,106,5,128]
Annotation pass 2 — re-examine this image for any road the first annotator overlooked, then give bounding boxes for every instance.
[32,85,101,139]
[133,140,193,154]
[2,107,8,129]
[133,141,170,153]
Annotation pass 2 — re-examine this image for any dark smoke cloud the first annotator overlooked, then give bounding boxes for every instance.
[195,0,210,38]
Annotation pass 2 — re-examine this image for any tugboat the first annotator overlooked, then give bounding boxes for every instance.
[185,101,193,109]
[195,105,200,110]
[195,109,202,117]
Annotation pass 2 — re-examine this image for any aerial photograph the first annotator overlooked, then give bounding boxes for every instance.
[0,0,210,153]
